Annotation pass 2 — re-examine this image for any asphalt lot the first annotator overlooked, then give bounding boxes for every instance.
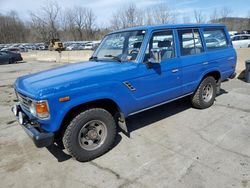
[0,61,250,188]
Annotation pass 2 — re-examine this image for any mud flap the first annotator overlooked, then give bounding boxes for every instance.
[118,113,128,133]
[216,79,221,95]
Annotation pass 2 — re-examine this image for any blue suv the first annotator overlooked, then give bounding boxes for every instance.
[12,24,236,161]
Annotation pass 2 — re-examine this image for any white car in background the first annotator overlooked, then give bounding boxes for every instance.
[84,43,94,50]
[231,34,250,48]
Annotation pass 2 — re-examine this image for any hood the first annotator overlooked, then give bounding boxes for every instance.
[15,61,137,98]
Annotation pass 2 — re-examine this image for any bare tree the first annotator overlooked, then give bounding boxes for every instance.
[61,8,77,41]
[151,4,176,24]
[220,7,232,19]
[74,7,86,40]
[210,8,219,23]
[194,9,206,23]
[143,8,154,25]
[61,7,96,41]
[30,1,61,41]
[219,7,233,30]
[110,3,143,29]
[84,8,96,40]
[110,12,122,30]
[247,11,250,29]
[111,3,175,29]
[0,11,27,43]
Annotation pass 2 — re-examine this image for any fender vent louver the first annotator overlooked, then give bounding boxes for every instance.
[123,81,136,91]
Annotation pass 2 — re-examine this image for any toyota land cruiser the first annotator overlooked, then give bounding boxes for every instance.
[12,24,236,161]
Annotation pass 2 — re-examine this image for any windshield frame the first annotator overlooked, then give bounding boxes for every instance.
[92,30,147,63]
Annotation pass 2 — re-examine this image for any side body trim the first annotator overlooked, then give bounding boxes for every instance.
[128,92,193,116]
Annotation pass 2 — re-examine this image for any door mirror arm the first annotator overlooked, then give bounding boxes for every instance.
[145,49,162,68]
[150,49,162,64]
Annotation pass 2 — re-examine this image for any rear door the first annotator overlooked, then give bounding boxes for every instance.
[202,27,236,80]
[241,35,250,48]
[177,28,207,94]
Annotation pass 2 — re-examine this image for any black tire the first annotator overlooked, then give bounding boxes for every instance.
[8,58,14,64]
[63,108,117,162]
[191,76,217,109]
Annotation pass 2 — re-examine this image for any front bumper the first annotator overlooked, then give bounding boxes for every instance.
[12,104,54,148]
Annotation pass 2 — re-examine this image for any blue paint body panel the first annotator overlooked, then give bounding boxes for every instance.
[14,24,236,132]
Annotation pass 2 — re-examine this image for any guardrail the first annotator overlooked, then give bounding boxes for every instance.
[21,50,93,63]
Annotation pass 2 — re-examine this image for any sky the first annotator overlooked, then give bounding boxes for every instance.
[0,0,249,26]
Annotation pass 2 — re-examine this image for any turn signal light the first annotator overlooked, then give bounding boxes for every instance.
[59,96,70,102]
[36,102,49,114]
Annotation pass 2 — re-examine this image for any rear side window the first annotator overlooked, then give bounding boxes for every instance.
[203,29,228,50]
[178,29,204,56]
[241,35,250,40]
[232,36,240,41]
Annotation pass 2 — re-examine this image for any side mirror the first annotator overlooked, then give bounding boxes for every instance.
[149,49,161,64]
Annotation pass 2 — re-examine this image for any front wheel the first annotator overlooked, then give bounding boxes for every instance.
[63,108,117,162]
[8,58,15,64]
[191,76,217,109]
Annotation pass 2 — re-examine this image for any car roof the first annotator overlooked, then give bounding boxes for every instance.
[109,23,226,34]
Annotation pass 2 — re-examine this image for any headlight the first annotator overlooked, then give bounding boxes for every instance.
[30,102,36,116]
[29,100,50,119]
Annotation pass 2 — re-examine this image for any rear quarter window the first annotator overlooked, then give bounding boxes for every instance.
[203,28,228,50]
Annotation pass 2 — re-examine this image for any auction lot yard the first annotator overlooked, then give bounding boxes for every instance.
[0,60,250,188]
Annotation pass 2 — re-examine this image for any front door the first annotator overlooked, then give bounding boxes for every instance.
[128,30,183,113]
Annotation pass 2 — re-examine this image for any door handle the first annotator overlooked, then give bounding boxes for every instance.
[172,69,179,73]
[203,62,209,65]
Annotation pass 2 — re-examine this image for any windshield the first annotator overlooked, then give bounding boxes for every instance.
[91,30,146,62]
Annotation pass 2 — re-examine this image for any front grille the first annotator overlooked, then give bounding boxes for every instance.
[17,92,32,112]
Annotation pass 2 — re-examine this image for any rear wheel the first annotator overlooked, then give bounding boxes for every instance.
[63,108,117,162]
[191,76,217,109]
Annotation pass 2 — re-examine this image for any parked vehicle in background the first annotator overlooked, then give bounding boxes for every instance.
[231,34,250,48]
[0,51,23,64]
[229,31,238,36]
[48,39,65,51]
[12,24,236,162]
[0,44,6,50]
[66,43,85,51]
[83,42,94,50]
[0,47,27,53]
[204,38,221,48]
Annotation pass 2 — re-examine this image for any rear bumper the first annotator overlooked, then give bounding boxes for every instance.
[12,104,54,148]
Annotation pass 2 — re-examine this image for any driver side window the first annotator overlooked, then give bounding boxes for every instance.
[144,30,175,62]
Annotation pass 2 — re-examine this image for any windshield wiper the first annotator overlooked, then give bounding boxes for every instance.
[104,55,121,62]
[89,56,98,61]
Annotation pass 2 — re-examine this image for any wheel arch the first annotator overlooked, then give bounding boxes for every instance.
[201,70,221,83]
[56,98,124,137]
[198,70,221,95]
[202,70,221,82]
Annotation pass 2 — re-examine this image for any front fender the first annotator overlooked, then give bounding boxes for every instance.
[40,82,134,132]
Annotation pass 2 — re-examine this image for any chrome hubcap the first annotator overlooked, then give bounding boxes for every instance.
[78,120,107,151]
[202,83,213,102]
